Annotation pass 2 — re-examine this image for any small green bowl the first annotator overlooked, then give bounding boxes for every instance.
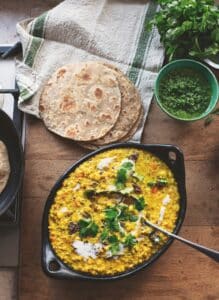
[154,59,219,121]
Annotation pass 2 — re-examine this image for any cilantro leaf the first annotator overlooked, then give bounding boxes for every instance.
[118,205,138,222]
[115,168,127,189]
[109,243,120,256]
[105,207,119,220]
[156,178,168,187]
[78,218,99,238]
[147,178,168,188]
[121,161,134,170]
[135,197,146,211]
[108,235,119,244]
[124,234,137,248]
[107,219,120,232]
[108,235,120,255]
[115,159,135,189]
[105,206,121,232]
[100,228,109,241]
[128,215,139,222]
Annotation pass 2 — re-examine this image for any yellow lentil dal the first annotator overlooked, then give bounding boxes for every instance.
[49,148,180,275]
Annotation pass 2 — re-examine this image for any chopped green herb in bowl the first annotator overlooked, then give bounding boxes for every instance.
[155,59,218,121]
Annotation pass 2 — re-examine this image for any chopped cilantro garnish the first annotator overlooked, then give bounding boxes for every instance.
[157,178,168,187]
[119,205,138,222]
[78,218,99,238]
[124,234,137,248]
[147,178,168,188]
[128,214,138,222]
[107,219,120,232]
[104,204,138,238]
[100,228,109,241]
[105,207,119,220]
[121,161,134,170]
[135,196,146,211]
[115,168,127,189]
[108,235,120,255]
[105,207,121,232]
[109,243,120,256]
[115,160,135,190]
[147,181,156,187]
[108,235,119,244]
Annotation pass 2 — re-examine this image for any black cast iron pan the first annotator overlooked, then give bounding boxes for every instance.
[42,143,187,280]
[0,108,24,215]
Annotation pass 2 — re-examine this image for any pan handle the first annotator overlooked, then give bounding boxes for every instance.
[42,243,82,279]
[1,42,22,59]
[0,88,19,97]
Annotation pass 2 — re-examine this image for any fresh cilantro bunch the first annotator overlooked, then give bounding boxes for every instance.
[148,0,219,61]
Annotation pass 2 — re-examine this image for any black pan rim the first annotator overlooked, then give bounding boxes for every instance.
[0,109,24,215]
[42,142,187,280]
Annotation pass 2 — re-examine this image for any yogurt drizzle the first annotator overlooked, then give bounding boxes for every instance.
[72,240,103,259]
[158,194,171,225]
[97,157,115,170]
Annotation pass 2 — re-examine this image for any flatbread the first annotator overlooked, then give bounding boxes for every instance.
[39,62,122,141]
[119,105,144,141]
[90,63,142,145]
[0,141,10,194]
[80,105,144,150]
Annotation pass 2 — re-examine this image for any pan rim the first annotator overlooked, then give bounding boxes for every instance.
[0,109,24,216]
[42,142,187,280]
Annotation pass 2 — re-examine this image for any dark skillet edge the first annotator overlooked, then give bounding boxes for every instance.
[41,142,187,280]
[0,109,25,216]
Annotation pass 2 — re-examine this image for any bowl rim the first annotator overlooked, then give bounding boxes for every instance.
[0,109,24,216]
[154,58,219,122]
[41,142,187,280]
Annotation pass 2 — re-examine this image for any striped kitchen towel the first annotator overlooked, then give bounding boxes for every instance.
[16,0,164,142]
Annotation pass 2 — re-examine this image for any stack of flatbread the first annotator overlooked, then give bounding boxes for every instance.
[40,61,143,149]
[0,141,10,194]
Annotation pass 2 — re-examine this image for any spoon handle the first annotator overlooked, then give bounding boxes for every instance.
[145,220,219,263]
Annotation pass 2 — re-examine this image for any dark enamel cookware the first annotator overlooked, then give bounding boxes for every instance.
[0,109,24,215]
[42,143,187,280]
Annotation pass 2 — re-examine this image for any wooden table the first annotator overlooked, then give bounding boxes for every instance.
[0,1,219,299]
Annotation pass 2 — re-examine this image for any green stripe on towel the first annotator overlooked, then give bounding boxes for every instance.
[31,12,48,37]
[24,37,42,67]
[128,1,158,84]
[24,12,48,67]
[19,86,32,100]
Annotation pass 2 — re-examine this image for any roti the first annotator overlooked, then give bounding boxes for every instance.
[80,105,144,150]
[0,141,10,194]
[39,62,122,141]
[91,63,142,145]
[119,105,144,141]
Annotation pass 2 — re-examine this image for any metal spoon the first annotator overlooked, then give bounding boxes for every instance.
[145,219,219,263]
[85,190,219,262]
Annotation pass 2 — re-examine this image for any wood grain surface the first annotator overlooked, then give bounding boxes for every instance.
[20,102,219,300]
[0,1,218,300]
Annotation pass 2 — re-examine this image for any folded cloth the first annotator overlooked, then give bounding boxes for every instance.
[16,0,164,142]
